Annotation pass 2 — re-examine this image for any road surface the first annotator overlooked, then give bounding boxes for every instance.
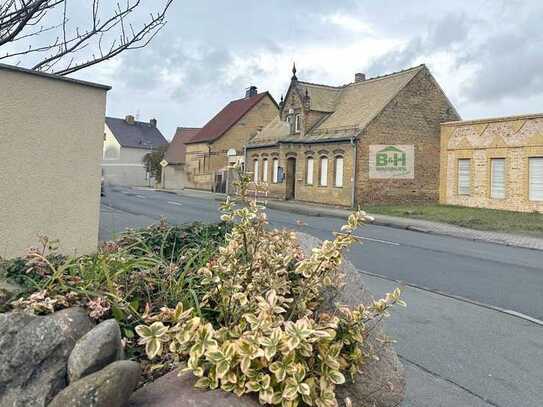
[100,186,543,407]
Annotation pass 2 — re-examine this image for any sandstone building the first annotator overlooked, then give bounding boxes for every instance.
[246,64,459,207]
[184,87,279,191]
[440,114,543,212]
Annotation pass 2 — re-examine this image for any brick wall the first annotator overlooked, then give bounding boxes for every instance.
[356,67,460,205]
[440,115,543,212]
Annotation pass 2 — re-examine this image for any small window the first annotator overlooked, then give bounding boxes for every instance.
[490,158,505,199]
[319,156,328,186]
[295,114,301,133]
[529,157,543,201]
[272,158,279,183]
[457,159,470,195]
[262,159,269,182]
[306,157,314,185]
[334,156,344,187]
[253,159,259,182]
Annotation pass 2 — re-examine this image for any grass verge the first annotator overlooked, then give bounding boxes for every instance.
[364,204,543,237]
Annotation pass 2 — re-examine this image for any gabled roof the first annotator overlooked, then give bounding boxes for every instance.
[106,117,168,149]
[186,92,275,144]
[249,65,426,146]
[164,127,201,164]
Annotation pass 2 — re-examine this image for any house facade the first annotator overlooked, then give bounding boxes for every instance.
[161,127,201,190]
[246,64,459,207]
[0,63,109,258]
[184,87,279,191]
[440,114,543,212]
[102,115,168,187]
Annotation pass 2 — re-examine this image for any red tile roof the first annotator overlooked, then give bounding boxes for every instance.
[164,127,201,164]
[186,92,271,144]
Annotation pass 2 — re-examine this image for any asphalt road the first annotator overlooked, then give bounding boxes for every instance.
[100,186,543,407]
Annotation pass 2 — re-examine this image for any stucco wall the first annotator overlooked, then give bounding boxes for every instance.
[0,67,107,258]
[101,126,152,187]
[162,164,187,190]
[439,115,543,212]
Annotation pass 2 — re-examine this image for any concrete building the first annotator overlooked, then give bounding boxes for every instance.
[246,64,459,207]
[0,63,109,258]
[102,115,168,186]
[440,114,543,212]
[184,86,279,191]
[161,127,201,190]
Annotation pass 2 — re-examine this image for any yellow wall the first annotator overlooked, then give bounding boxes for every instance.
[440,114,543,212]
[0,66,108,258]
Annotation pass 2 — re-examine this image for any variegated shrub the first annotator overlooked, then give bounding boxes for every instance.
[136,166,405,406]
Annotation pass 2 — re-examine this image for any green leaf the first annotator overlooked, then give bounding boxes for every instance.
[328,370,345,385]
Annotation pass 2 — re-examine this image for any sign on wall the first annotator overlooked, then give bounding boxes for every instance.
[369,145,414,179]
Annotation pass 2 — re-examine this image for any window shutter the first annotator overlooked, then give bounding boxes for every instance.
[335,157,344,187]
[306,158,314,184]
[529,158,543,201]
[490,158,505,199]
[457,159,470,195]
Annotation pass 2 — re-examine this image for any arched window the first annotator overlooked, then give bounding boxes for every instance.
[272,158,279,183]
[306,157,314,185]
[334,156,344,187]
[253,159,259,182]
[262,159,269,182]
[319,156,328,186]
[295,114,301,133]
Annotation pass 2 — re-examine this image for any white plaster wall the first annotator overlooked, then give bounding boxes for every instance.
[0,67,107,258]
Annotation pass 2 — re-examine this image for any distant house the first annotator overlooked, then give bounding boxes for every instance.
[247,64,459,207]
[0,63,109,258]
[102,115,168,186]
[161,127,201,190]
[184,86,279,191]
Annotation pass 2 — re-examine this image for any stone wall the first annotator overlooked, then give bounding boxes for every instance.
[356,68,460,205]
[440,114,543,212]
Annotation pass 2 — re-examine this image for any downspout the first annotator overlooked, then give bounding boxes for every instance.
[351,135,357,209]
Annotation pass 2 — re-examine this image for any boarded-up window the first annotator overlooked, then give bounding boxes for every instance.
[490,158,505,199]
[306,157,314,185]
[335,156,344,187]
[320,156,328,186]
[254,159,259,182]
[457,159,471,195]
[529,157,543,201]
[272,158,279,183]
[262,159,269,182]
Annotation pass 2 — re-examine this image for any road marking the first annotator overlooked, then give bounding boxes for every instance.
[358,268,543,327]
[168,201,183,206]
[136,195,146,199]
[354,235,401,246]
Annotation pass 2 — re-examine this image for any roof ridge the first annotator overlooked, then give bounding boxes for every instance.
[297,81,343,90]
[346,64,426,87]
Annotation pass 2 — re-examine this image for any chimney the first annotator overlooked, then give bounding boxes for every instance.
[246,86,258,98]
[150,118,157,127]
[355,73,366,82]
[125,114,135,124]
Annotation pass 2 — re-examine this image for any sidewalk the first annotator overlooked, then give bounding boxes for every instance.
[170,188,543,251]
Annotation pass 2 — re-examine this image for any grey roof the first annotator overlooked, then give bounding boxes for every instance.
[106,117,168,149]
[0,63,111,90]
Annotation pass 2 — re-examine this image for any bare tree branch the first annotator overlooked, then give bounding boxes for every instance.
[0,0,174,75]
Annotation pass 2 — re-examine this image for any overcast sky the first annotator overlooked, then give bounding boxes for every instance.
[61,0,543,139]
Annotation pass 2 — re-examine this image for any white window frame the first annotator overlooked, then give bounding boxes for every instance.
[295,114,301,133]
[334,156,344,187]
[319,156,328,187]
[253,159,259,182]
[529,157,543,201]
[457,159,471,195]
[490,158,505,199]
[306,157,314,185]
[272,158,279,183]
[262,159,269,182]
